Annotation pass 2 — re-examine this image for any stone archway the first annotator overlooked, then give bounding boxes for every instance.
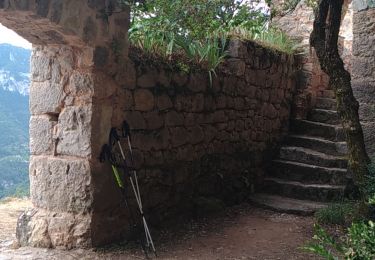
[0,0,130,248]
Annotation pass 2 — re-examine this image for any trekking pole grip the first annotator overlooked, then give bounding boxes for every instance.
[122,120,131,139]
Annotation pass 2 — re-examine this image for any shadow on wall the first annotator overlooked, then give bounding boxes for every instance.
[111,40,298,223]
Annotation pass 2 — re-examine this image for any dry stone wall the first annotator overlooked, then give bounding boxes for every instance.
[352,4,375,155]
[110,41,297,222]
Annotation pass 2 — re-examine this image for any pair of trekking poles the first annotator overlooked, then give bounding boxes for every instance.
[100,121,157,258]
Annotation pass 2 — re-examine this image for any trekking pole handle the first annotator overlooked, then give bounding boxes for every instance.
[109,127,120,150]
[122,120,131,139]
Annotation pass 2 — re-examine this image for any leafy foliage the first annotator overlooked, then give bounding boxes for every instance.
[123,0,296,73]
[303,222,375,260]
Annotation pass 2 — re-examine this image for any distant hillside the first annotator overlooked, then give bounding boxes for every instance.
[0,43,30,95]
[0,44,30,198]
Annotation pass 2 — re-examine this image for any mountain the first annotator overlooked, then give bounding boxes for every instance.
[0,43,31,95]
[0,44,30,198]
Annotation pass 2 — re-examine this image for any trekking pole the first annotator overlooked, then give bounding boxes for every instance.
[110,127,157,257]
[99,144,149,259]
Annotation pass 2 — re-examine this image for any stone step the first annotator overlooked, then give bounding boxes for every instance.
[316,97,336,110]
[308,109,340,125]
[250,193,328,216]
[269,159,347,185]
[263,178,346,202]
[279,146,347,168]
[291,120,345,141]
[285,135,347,156]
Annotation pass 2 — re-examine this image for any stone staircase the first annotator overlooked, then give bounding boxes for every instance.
[251,95,349,215]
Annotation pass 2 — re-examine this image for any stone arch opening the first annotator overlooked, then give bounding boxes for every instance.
[0,1,130,248]
[0,23,31,200]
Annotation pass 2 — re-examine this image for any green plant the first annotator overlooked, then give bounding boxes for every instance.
[303,221,375,260]
[315,202,361,226]
[124,0,297,74]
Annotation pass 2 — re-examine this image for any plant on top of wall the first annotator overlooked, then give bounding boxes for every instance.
[121,0,297,78]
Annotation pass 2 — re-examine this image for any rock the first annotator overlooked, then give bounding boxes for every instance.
[134,89,155,111]
[189,125,204,144]
[56,105,92,157]
[125,111,146,129]
[68,72,94,98]
[137,69,158,88]
[165,111,184,126]
[16,209,37,247]
[170,127,189,147]
[30,115,55,155]
[115,59,136,89]
[144,111,164,129]
[30,156,93,213]
[30,81,65,115]
[157,94,173,110]
[191,94,204,112]
[31,55,51,82]
[187,74,206,92]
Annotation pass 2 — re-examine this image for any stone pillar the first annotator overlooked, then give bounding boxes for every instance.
[0,0,131,249]
[17,45,95,249]
[352,2,375,155]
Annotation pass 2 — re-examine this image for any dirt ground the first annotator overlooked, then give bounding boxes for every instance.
[0,198,319,260]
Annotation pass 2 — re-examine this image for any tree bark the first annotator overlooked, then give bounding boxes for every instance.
[310,0,370,197]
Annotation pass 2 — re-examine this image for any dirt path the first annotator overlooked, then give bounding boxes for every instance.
[0,199,319,260]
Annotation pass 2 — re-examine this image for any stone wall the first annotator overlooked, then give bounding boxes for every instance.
[108,40,297,222]
[352,4,375,155]
[1,1,298,249]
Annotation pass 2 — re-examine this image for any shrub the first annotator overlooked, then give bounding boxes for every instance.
[303,221,375,260]
[123,0,297,72]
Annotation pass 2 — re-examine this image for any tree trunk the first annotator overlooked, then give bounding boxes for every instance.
[310,0,370,197]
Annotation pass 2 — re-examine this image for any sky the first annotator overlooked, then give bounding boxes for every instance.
[0,23,31,49]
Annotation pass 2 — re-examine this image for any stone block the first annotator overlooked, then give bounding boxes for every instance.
[121,89,134,110]
[56,105,92,157]
[191,94,204,112]
[31,54,51,82]
[165,111,184,126]
[30,156,92,213]
[227,58,246,76]
[17,209,92,249]
[68,71,94,98]
[137,69,157,88]
[188,125,204,144]
[30,81,65,115]
[115,59,136,89]
[144,111,164,129]
[125,111,146,129]
[30,115,55,155]
[157,94,173,110]
[227,39,248,58]
[172,73,188,87]
[56,46,74,74]
[134,89,155,111]
[187,74,206,92]
[170,127,189,147]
